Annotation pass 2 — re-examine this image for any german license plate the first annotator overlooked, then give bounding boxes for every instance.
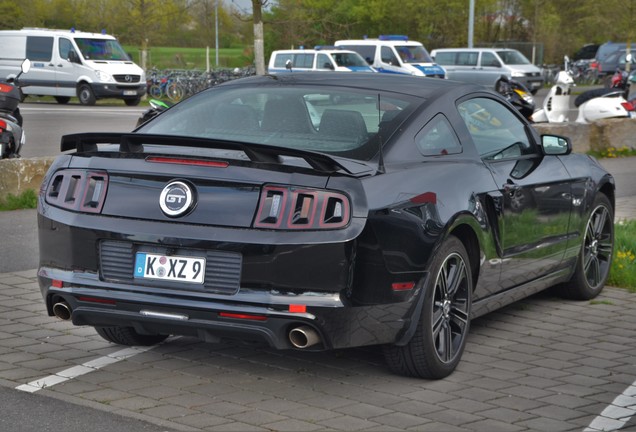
[134,253,205,284]
[123,90,137,96]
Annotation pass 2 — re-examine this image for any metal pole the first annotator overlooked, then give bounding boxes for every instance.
[215,0,219,67]
[468,0,474,48]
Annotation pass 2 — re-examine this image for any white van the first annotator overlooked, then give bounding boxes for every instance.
[430,47,544,94]
[0,28,146,105]
[268,48,375,73]
[335,35,446,78]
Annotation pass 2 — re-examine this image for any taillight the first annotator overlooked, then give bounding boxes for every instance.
[254,185,350,230]
[0,83,13,93]
[43,169,108,213]
[0,119,5,130]
[621,101,636,111]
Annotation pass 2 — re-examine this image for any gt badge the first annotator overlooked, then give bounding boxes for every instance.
[160,181,195,217]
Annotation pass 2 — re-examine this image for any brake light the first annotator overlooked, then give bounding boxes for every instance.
[621,101,636,111]
[218,312,268,321]
[0,83,13,93]
[146,156,229,168]
[254,185,350,230]
[0,119,5,130]
[44,169,108,213]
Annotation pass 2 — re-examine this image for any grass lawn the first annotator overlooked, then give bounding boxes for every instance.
[123,45,252,70]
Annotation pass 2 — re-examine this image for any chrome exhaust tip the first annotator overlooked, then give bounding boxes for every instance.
[52,301,72,321]
[289,325,321,349]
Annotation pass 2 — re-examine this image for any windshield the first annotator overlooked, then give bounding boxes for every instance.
[74,38,129,61]
[395,45,433,63]
[495,50,530,65]
[332,52,368,67]
[137,84,416,161]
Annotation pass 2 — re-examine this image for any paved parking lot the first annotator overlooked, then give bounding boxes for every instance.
[1,268,635,431]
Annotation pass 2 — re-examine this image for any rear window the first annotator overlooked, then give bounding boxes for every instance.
[137,84,418,161]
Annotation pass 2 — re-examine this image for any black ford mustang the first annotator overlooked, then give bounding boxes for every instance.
[37,73,614,379]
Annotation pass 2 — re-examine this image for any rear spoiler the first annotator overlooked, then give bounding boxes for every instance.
[60,132,375,176]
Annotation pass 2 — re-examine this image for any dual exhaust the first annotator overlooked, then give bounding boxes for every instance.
[52,301,72,321]
[288,325,321,349]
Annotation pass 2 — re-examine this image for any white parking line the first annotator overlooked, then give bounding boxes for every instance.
[585,381,636,431]
[15,346,154,393]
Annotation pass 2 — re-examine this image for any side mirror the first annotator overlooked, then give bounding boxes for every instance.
[21,58,31,74]
[323,62,334,70]
[541,134,571,155]
[626,53,633,63]
[68,50,81,64]
[285,59,292,71]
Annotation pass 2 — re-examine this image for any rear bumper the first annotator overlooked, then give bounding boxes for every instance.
[39,267,424,350]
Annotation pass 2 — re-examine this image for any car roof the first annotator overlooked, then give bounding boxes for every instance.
[218,72,484,99]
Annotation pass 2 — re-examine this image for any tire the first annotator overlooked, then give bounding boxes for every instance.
[78,84,96,106]
[149,84,163,99]
[384,235,472,379]
[124,97,141,106]
[54,96,70,104]
[95,326,168,346]
[166,83,184,102]
[557,194,614,300]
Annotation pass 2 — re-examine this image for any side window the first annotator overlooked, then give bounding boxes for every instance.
[434,52,455,65]
[26,36,54,61]
[294,53,314,68]
[380,46,399,65]
[457,52,478,66]
[481,52,500,67]
[273,53,292,68]
[316,53,331,69]
[458,97,534,160]
[58,38,75,60]
[416,114,462,156]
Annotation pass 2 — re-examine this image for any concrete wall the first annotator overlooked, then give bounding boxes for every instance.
[0,157,54,201]
[1,118,635,202]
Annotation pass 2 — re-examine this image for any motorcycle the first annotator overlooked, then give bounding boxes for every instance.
[0,58,30,159]
[532,56,575,123]
[136,98,173,128]
[574,65,636,123]
[495,75,535,121]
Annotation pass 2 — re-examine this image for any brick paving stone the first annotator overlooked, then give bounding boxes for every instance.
[333,402,392,419]
[448,386,504,402]
[463,418,526,431]
[300,394,355,410]
[367,411,430,429]
[133,384,187,400]
[316,415,381,431]
[174,412,231,429]
[160,393,219,409]
[477,406,535,423]
[196,400,249,416]
[249,398,309,414]
[423,409,485,426]
[528,403,590,421]
[384,399,445,416]
[110,395,163,411]
[227,408,287,426]
[548,383,606,398]
[217,389,273,405]
[517,416,580,431]
[80,388,134,403]
[538,393,597,409]
[260,418,322,431]
[410,421,471,431]
[141,404,200,420]
[503,385,553,400]
[439,397,497,414]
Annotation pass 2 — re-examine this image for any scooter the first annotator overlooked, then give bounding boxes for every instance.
[531,56,575,123]
[136,98,173,128]
[574,66,636,123]
[0,59,30,158]
[495,75,535,121]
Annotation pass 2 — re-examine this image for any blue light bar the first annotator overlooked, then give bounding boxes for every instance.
[378,35,409,41]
